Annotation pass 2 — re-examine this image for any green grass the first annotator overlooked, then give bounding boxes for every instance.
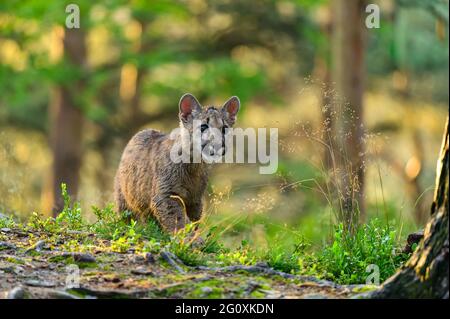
[316,220,411,284]
[1,183,412,285]
[0,214,16,229]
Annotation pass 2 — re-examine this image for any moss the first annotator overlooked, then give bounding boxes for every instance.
[152,283,189,298]
[47,254,97,269]
[26,250,42,257]
[76,261,98,269]
[5,256,25,264]
[48,255,68,263]
[100,264,113,271]
[187,279,225,298]
[352,285,378,293]
[249,290,266,298]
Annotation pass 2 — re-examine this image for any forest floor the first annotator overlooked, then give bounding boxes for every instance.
[0,227,370,299]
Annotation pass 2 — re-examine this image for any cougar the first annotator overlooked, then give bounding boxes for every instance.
[114,93,240,233]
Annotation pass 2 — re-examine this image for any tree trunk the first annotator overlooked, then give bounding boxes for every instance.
[50,28,86,216]
[314,4,334,171]
[332,0,366,227]
[369,118,449,299]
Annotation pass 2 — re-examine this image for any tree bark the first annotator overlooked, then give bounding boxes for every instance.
[332,0,366,227]
[50,28,86,216]
[369,118,449,299]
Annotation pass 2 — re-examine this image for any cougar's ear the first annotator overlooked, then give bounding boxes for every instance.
[222,96,240,125]
[179,93,202,121]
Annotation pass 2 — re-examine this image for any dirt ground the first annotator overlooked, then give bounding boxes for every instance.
[0,227,368,299]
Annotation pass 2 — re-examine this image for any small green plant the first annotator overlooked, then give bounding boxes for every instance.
[6,183,412,286]
[0,214,16,228]
[201,225,226,254]
[216,240,258,266]
[55,184,85,231]
[27,212,58,233]
[261,230,311,274]
[110,220,142,253]
[317,219,410,284]
[264,245,302,274]
[168,223,207,266]
[142,238,162,254]
[91,204,130,239]
[26,184,85,233]
[91,204,168,242]
[110,236,131,253]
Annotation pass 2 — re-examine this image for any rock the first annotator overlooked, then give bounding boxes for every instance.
[13,266,25,275]
[403,230,424,253]
[245,280,261,293]
[48,290,80,299]
[0,266,15,274]
[0,265,23,275]
[131,267,154,276]
[25,240,46,253]
[259,289,282,298]
[1,228,11,233]
[69,287,142,299]
[13,230,28,237]
[160,251,185,274]
[62,252,96,263]
[255,261,269,268]
[7,286,27,299]
[25,279,57,288]
[145,252,156,264]
[131,255,145,263]
[73,253,96,263]
[301,293,329,299]
[0,241,16,250]
[201,287,213,295]
[34,240,46,251]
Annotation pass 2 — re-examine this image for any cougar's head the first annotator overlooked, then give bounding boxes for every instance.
[178,93,240,161]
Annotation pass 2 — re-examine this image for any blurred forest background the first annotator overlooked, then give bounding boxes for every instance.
[0,0,448,249]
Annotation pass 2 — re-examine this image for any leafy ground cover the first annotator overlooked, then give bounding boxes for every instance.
[0,185,410,299]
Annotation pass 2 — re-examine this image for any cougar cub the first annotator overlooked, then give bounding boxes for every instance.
[114,93,240,233]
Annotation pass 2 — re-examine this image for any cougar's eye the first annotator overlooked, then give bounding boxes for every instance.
[200,124,209,133]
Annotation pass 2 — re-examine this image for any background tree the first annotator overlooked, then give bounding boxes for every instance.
[50,27,87,215]
[331,0,366,229]
[369,117,448,298]
[0,1,448,275]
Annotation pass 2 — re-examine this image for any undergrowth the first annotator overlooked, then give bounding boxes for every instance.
[317,220,410,284]
[0,183,412,285]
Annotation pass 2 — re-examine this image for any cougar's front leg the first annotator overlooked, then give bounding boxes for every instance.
[153,195,190,233]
